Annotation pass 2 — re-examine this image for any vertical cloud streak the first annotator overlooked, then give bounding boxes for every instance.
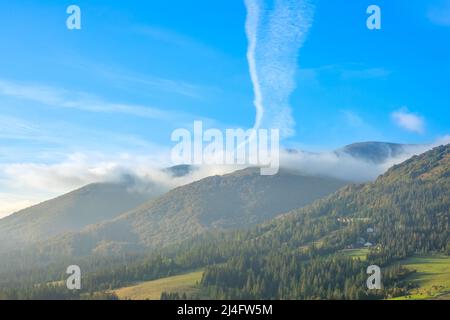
[244,0,314,138]
[245,0,264,132]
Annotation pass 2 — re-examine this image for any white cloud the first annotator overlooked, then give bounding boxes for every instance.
[340,67,391,80]
[0,150,241,218]
[1,153,164,193]
[0,79,185,122]
[71,59,217,101]
[282,137,450,182]
[244,0,314,138]
[1,135,449,219]
[282,150,387,182]
[341,110,365,128]
[0,193,42,219]
[391,108,425,134]
[0,152,166,217]
[0,115,46,141]
[298,64,391,87]
[134,25,225,60]
[428,1,450,26]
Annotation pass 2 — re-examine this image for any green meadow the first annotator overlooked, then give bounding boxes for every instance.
[112,270,203,300]
[392,255,450,300]
[340,248,370,261]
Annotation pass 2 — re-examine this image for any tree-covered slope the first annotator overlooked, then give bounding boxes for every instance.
[196,144,449,299]
[335,142,412,163]
[0,180,166,252]
[36,168,348,257]
[0,145,447,300]
[34,145,446,300]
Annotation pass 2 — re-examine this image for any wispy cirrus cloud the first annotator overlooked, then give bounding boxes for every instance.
[428,0,450,26]
[341,110,366,128]
[66,58,216,101]
[0,79,192,122]
[339,67,391,80]
[299,64,392,83]
[0,119,164,161]
[391,108,426,134]
[244,0,315,138]
[0,115,46,141]
[134,25,221,58]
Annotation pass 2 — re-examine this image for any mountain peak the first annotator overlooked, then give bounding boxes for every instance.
[379,144,450,182]
[336,141,412,163]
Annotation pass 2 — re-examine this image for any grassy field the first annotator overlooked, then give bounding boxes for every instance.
[109,254,449,300]
[113,270,203,300]
[392,255,450,300]
[340,248,369,261]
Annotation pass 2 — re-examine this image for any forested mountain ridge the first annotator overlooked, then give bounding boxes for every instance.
[335,142,413,164]
[36,168,347,257]
[196,144,449,299]
[70,144,448,300]
[0,145,447,300]
[0,180,166,252]
[0,141,425,256]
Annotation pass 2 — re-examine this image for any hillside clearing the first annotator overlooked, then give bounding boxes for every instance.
[392,255,450,300]
[340,248,369,261]
[112,270,203,300]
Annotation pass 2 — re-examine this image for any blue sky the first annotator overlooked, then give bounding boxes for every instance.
[0,0,449,215]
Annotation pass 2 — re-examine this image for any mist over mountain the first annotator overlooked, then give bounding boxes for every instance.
[0,143,448,300]
[33,168,347,257]
[0,179,167,252]
[192,144,450,299]
[0,140,445,259]
[282,140,449,182]
[334,142,412,163]
[164,165,198,178]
